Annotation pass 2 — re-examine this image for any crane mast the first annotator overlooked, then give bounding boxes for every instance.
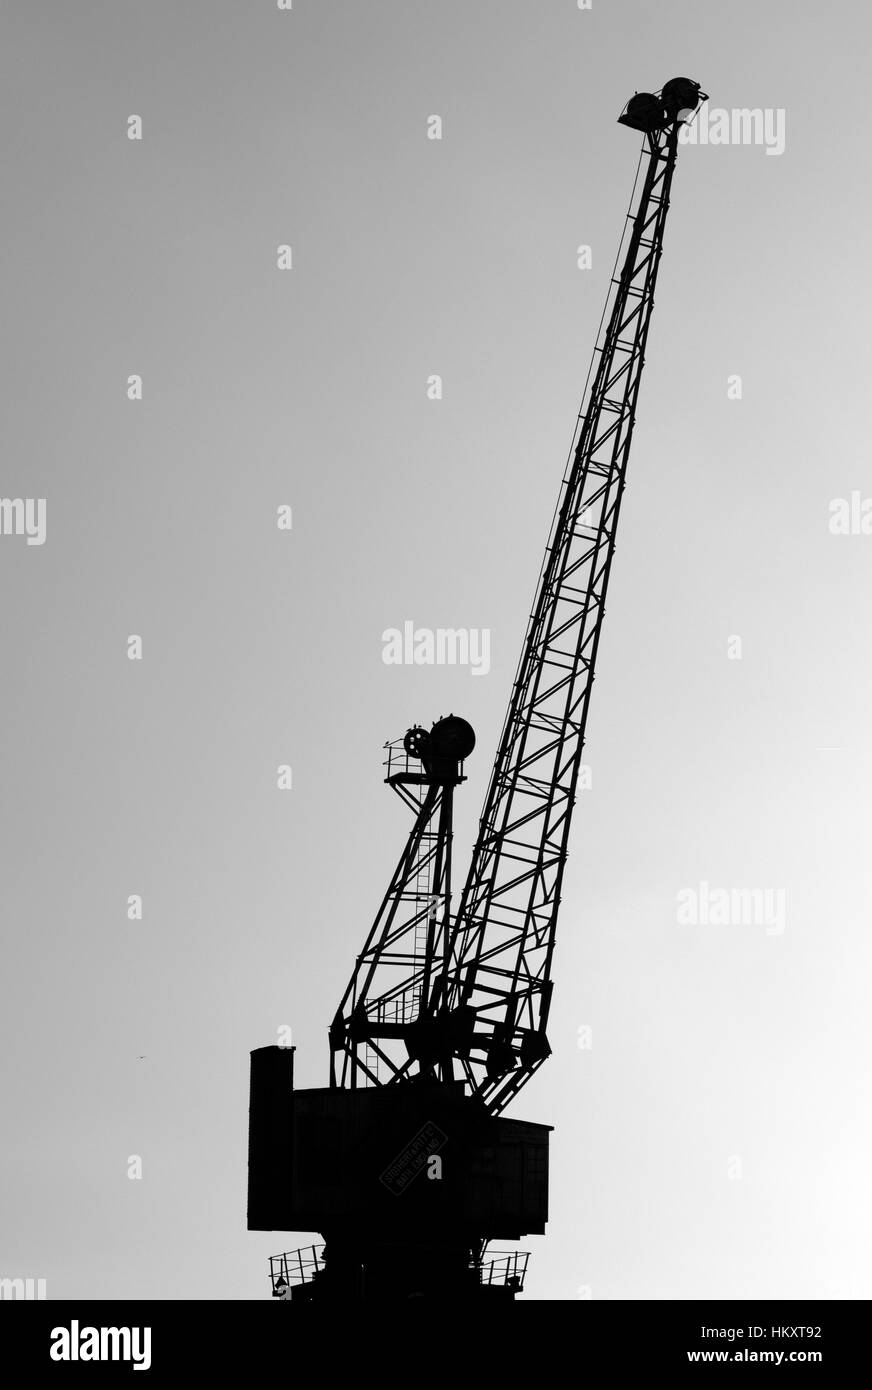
[248,78,707,1303]
[328,716,475,1091]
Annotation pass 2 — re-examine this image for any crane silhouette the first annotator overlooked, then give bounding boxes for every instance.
[249,77,707,1303]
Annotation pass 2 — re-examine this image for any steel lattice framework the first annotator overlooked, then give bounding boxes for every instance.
[328,84,705,1116]
[329,727,468,1089]
[444,121,684,1114]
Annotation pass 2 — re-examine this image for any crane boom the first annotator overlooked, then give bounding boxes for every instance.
[438,82,707,1115]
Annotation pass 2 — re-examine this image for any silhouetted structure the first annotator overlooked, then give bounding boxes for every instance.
[249,79,707,1302]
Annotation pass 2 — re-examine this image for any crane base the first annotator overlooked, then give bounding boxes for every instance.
[247,1046,550,1299]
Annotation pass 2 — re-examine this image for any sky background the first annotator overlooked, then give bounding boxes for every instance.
[2,0,871,1301]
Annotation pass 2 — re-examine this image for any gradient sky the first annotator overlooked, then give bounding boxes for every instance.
[2,0,871,1301]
